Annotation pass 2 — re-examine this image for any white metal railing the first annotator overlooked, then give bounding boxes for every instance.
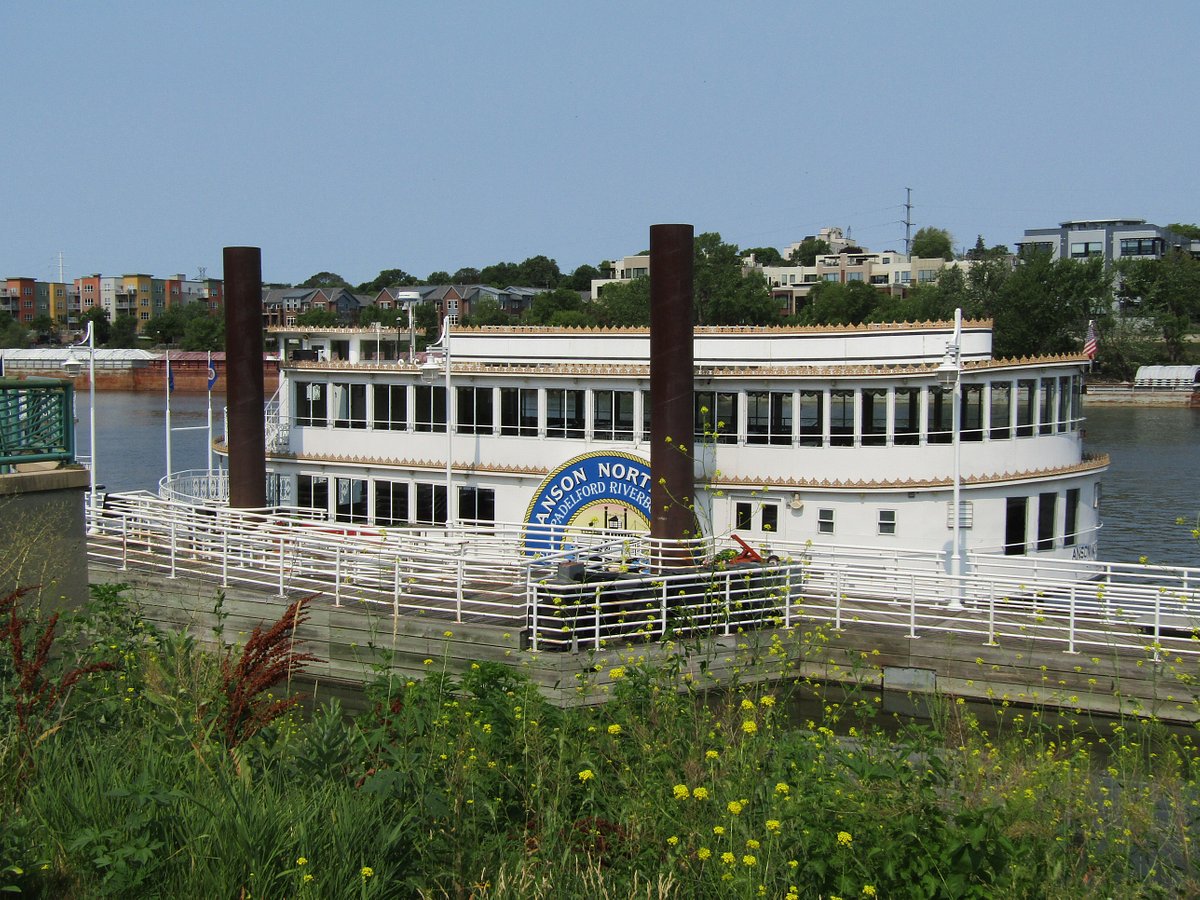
[158,468,229,504]
[264,386,289,451]
[85,494,1200,662]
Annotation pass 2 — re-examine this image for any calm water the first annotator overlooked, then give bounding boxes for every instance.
[76,391,222,495]
[73,393,1199,567]
[1083,403,1200,566]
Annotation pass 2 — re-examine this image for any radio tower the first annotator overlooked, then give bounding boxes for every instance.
[903,187,914,256]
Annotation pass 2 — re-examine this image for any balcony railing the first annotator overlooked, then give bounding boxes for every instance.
[0,378,75,470]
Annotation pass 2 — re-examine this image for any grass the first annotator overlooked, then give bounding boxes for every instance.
[1,582,1199,898]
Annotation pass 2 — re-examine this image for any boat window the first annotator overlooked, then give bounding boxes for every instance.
[927,386,952,444]
[798,391,824,447]
[296,474,329,516]
[294,381,327,427]
[372,384,407,431]
[1039,378,1056,435]
[547,389,585,439]
[641,390,651,440]
[694,391,738,444]
[861,388,887,446]
[456,386,494,435]
[1005,496,1027,555]
[415,482,447,526]
[1070,376,1083,427]
[332,382,367,429]
[747,391,792,445]
[961,384,984,441]
[500,387,538,436]
[335,477,368,523]
[1064,487,1079,547]
[735,502,753,530]
[1016,379,1035,437]
[988,382,1011,440]
[594,390,635,441]
[878,509,896,535]
[761,504,779,533]
[1057,376,1071,432]
[459,486,495,524]
[817,508,835,534]
[374,479,409,525]
[894,388,919,445]
[829,390,854,447]
[414,386,447,433]
[1036,491,1057,550]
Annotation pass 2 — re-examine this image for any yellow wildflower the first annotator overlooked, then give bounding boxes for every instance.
[578,769,595,782]
[673,784,690,799]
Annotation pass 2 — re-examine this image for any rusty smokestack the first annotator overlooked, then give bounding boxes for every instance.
[223,246,266,508]
[649,223,695,565]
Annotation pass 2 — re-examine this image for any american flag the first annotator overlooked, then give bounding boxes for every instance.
[1083,320,1098,360]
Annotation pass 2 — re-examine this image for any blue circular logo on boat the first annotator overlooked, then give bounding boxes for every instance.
[523,451,652,555]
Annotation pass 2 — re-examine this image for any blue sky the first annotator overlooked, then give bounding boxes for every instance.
[2,1,1197,286]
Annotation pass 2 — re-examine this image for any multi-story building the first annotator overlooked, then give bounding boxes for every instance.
[1016,219,1200,266]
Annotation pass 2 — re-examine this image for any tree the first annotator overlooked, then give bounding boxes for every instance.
[0,311,28,349]
[451,267,481,284]
[80,307,111,345]
[1117,248,1200,363]
[515,255,561,288]
[181,312,224,351]
[295,308,338,327]
[563,264,601,292]
[911,227,954,260]
[594,278,650,327]
[30,314,56,342]
[1167,223,1200,240]
[298,271,350,289]
[743,247,785,267]
[523,288,595,327]
[799,280,879,326]
[358,305,404,328]
[108,313,139,349]
[427,272,452,284]
[356,269,419,294]
[788,237,830,266]
[988,252,1110,359]
[693,232,777,326]
[462,297,510,327]
[412,301,440,348]
[143,306,188,345]
[477,262,519,288]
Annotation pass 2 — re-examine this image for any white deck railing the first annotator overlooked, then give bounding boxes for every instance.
[86,494,1200,661]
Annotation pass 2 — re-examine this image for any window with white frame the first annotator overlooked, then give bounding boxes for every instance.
[878,509,896,535]
[817,508,834,534]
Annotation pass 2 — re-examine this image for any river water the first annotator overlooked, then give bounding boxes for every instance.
[73,392,1199,568]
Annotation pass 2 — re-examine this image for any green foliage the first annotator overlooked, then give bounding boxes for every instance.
[108,314,139,349]
[989,253,1110,359]
[788,237,831,266]
[0,311,29,349]
[352,270,420,294]
[298,271,350,289]
[462,297,511,327]
[80,307,111,345]
[1167,222,1200,240]
[694,232,777,326]
[5,585,1200,897]
[295,308,339,327]
[451,267,481,283]
[594,277,649,327]
[798,280,879,325]
[743,246,784,267]
[522,287,593,327]
[1116,248,1200,363]
[563,263,602,292]
[912,226,954,260]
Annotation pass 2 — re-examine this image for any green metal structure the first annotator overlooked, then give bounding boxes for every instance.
[0,377,76,470]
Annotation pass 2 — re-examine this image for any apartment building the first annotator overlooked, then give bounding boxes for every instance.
[1016,219,1200,266]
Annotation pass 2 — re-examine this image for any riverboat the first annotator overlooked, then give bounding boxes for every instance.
[219,319,1106,567]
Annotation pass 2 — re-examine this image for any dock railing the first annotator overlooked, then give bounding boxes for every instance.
[86,494,1200,663]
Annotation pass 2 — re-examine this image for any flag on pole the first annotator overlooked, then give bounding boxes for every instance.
[207,361,218,391]
[167,360,175,393]
[1083,320,1098,359]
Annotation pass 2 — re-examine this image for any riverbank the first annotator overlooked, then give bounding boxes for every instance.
[1085,384,1200,406]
